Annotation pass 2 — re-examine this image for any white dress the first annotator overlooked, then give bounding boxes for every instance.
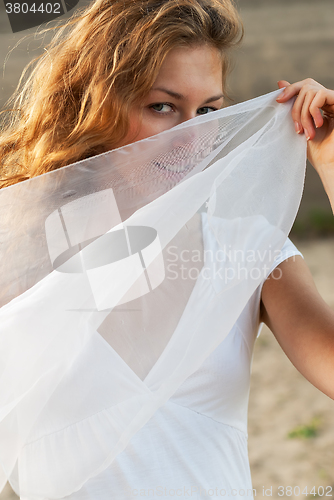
[0,90,306,499]
[51,212,303,500]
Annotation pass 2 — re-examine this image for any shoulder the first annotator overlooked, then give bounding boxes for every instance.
[260,250,334,340]
[259,237,303,323]
[259,250,334,399]
[260,254,313,325]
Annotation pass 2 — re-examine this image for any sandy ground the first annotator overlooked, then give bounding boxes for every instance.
[0,0,334,498]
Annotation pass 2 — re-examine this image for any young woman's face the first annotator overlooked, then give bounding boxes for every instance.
[118,44,225,147]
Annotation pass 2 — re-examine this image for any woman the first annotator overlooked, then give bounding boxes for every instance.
[0,0,333,498]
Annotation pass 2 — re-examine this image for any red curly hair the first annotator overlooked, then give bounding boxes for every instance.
[0,0,243,188]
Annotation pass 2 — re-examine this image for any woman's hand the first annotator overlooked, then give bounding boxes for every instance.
[276,79,334,213]
[276,79,334,175]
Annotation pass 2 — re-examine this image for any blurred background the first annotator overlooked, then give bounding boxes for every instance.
[0,0,333,499]
[231,0,334,239]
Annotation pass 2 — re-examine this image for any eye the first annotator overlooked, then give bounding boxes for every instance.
[197,107,217,115]
[150,103,174,114]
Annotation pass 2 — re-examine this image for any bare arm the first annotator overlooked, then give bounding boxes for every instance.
[260,255,334,400]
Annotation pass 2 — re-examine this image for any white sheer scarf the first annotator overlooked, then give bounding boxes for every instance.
[0,89,306,498]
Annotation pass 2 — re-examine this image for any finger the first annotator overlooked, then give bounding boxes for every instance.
[290,88,308,127]
[312,88,334,117]
[300,90,319,140]
[276,82,304,102]
[294,90,330,138]
[290,88,315,136]
[276,78,318,103]
[309,92,326,129]
[277,80,290,89]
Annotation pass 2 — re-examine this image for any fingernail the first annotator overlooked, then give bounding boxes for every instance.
[294,121,301,133]
[305,129,310,141]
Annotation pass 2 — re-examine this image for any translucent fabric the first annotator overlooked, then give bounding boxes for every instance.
[0,89,306,498]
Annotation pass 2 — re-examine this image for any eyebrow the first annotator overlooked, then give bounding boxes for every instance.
[151,87,224,105]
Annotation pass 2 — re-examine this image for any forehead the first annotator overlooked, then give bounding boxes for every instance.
[153,45,224,96]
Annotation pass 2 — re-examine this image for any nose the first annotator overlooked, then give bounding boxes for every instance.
[170,109,200,149]
[170,110,219,165]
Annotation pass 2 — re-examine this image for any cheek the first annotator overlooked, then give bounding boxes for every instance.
[122,108,177,147]
[133,116,174,142]
[118,115,144,147]
[134,121,156,141]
